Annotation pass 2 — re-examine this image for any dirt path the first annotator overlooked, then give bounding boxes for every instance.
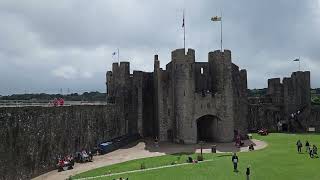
[33,138,267,180]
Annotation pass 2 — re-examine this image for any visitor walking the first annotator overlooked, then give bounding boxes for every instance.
[309,147,314,158]
[154,137,159,147]
[246,166,250,180]
[296,140,302,153]
[305,140,310,152]
[313,145,318,157]
[232,153,239,172]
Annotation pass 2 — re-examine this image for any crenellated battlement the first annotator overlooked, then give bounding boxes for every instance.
[208,49,232,64]
[107,47,248,144]
[171,48,195,63]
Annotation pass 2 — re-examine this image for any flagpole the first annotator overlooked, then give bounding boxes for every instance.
[299,56,300,71]
[183,9,185,51]
[220,12,223,52]
[117,48,119,64]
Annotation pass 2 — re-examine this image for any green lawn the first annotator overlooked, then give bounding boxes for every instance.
[73,133,320,180]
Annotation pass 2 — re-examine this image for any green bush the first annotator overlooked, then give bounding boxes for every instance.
[140,162,146,169]
[177,156,181,161]
[197,155,204,161]
[171,161,178,165]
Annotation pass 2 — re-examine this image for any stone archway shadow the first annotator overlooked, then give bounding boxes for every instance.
[196,114,222,143]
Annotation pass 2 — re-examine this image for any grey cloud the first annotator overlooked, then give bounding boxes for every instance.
[0,0,319,95]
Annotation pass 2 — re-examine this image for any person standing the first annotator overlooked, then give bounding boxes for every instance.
[246,166,250,180]
[232,153,239,172]
[313,145,318,157]
[296,140,302,153]
[305,140,310,152]
[154,136,159,147]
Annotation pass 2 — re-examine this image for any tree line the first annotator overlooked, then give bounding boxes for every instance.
[0,91,106,101]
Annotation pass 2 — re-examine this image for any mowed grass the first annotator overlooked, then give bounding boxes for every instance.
[73,133,320,180]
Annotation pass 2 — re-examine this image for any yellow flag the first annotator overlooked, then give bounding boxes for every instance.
[211,16,222,21]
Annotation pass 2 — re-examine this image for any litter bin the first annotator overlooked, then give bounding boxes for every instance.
[211,145,217,153]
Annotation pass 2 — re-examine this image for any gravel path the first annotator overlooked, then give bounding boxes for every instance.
[33,138,267,180]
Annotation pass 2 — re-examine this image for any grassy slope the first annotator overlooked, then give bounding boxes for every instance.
[73,133,320,180]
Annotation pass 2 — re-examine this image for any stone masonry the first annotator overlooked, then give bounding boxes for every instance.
[0,105,125,180]
[0,48,317,180]
[248,71,312,132]
[107,48,248,144]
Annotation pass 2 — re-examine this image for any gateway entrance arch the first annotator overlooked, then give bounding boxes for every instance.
[196,114,221,142]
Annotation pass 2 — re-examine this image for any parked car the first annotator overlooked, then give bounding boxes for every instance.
[98,133,141,155]
[99,141,114,155]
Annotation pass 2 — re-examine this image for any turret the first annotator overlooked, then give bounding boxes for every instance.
[154,54,160,71]
[172,48,195,63]
[208,49,232,93]
[106,71,113,96]
[171,48,195,143]
[120,61,130,76]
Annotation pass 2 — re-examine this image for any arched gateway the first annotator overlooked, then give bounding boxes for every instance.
[196,114,221,142]
[107,48,248,143]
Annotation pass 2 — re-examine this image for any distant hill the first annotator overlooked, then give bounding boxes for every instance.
[247,88,320,105]
[0,91,106,102]
[247,88,267,97]
[1,89,319,104]
[311,88,320,105]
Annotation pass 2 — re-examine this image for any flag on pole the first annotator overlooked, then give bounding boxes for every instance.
[182,9,186,50]
[112,52,116,56]
[293,58,300,61]
[211,16,222,21]
[182,11,185,27]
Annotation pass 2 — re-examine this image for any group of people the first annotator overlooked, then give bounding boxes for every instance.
[248,143,255,151]
[232,153,251,180]
[235,134,244,147]
[49,98,65,106]
[296,140,318,158]
[77,149,93,162]
[112,178,129,180]
[57,155,74,171]
[57,149,94,172]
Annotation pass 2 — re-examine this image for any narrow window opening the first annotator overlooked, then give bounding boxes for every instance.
[201,67,204,74]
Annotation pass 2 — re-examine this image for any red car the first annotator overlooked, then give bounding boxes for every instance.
[258,128,268,136]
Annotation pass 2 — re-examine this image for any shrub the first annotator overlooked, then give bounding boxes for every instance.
[197,155,204,161]
[171,161,178,165]
[177,155,181,162]
[140,162,146,169]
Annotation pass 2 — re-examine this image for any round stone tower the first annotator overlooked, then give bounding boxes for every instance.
[171,48,196,143]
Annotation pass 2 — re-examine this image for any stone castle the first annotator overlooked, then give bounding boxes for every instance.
[107,48,248,144]
[1,47,317,179]
[248,71,313,132]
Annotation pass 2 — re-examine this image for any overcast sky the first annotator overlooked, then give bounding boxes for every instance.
[0,0,319,95]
